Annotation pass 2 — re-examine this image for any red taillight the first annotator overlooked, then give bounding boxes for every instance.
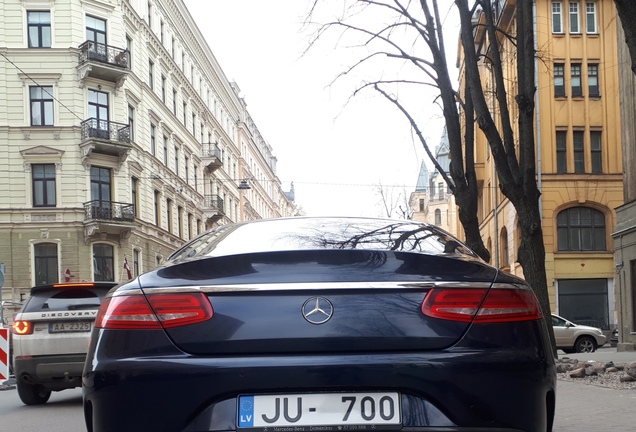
[12,320,33,335]
[422,288,542,323]
[96,293,214,329]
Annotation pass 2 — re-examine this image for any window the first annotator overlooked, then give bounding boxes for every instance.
[419,199,425,212]
[554,63,565,97]
[188,213,193,240]
[552,2,563,33]
[90,166,112,208]
[166,198,173,233]
[178,206,184,238]
[556,131,567,173]
[171,38,175,58]
[192,113,196,136]
[126,35,133,68]
[133,249,140,277]
[500,228,509,267]
[160,20,164,44]
[131,177,139,217]
[154,190,161,226]
[185,156,189,183]
[591,131,602,173]
[438,182,444,200]
[86,15,107,61]
[30,86,53,126]
[569,2,580,33]
[174,146,179,175]
[32,164,56,207]
[571,63,582,97]
[183,101,187,124]
[163,135,168,165]
[586,2,597,34]
[573,131,584,173]
[588,64,599,97]
[172,88,177,114]
[88,89,109,133]
[193,165,198,191]
[557,207,606,251]
[93,243,114,281]
[34,243,58,285]
[148,60,154,90]
[434,209,441,226]
[161,75,166,102]
[28,11,51,48]
[150,122,156,156]
[128,105,135,142]
[147,1,152,27]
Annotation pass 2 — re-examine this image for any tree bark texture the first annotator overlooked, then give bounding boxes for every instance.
[615,0,636,75]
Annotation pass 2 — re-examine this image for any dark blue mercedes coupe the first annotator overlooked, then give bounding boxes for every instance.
[83,217,556,432]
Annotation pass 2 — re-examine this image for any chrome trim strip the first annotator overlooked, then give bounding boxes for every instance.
[136,281,501,295]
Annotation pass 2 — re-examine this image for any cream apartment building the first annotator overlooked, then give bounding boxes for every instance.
[0,0,296,319]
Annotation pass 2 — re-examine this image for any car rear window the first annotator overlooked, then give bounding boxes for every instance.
[23,288,110,313]
[167,217,478,264]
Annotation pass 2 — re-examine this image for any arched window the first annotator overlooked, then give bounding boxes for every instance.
[500,227,509,267]
[557,207,606,251]
[93,243,114,281]
[34,242,58,285]
[434,209,441,226]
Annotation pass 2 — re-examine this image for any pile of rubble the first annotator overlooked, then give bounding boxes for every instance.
[556,357,636,389]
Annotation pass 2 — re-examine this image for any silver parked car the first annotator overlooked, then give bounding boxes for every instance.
[11,281,117,405]
[551,314,607,353]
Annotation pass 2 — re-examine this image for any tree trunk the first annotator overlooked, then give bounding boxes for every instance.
[615,0,636,75]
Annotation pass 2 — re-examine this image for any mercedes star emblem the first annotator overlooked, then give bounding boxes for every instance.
[302,297,334,324]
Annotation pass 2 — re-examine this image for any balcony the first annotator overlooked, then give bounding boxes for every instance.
[203,195,224,225]
[202,143,223,172]
[78,41,130,88]
[80,118,132,168]
[83,200,136,245]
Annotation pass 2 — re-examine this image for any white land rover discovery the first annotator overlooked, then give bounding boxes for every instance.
[11,282,117,405]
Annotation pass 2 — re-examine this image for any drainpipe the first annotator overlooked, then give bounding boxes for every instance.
[534,0,543,218]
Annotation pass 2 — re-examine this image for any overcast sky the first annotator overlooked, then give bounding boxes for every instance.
[183,0,455,217]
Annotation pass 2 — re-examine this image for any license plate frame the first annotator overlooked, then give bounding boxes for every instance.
[237,392,401,431]
[49,321,92,333]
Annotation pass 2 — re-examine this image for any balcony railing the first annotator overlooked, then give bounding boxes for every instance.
[79,41,129,69]
[202,143,223,171]
[204,195,224,212]
[81,118,131,143]
[84,200,135,222]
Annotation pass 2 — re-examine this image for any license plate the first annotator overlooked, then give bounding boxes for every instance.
[49,322,92,333]
[238,392,401,430]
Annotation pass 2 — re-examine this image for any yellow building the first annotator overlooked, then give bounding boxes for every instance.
[460,0,623,334]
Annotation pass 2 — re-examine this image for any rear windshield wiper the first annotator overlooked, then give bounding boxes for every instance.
[67,303,101,310]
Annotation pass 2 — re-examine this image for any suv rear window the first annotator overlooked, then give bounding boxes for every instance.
[23,285,114,313]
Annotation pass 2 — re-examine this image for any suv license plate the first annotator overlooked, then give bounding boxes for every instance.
[238,392,401,430]
[49,322,92,333]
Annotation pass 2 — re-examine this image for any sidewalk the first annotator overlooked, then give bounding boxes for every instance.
[554,347,636,432]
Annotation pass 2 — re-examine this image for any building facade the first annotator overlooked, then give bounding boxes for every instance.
[614,17,636,350]
[410,129,458,237]
[0,0,296,323]
[459,1,624,334]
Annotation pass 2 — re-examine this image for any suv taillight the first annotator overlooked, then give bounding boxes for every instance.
[96,293,214,329]
[12,320,33,335]
[421,288,542,323]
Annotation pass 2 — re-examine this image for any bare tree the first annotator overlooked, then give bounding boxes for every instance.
[375,182,412,219]
[307,0,554,352]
